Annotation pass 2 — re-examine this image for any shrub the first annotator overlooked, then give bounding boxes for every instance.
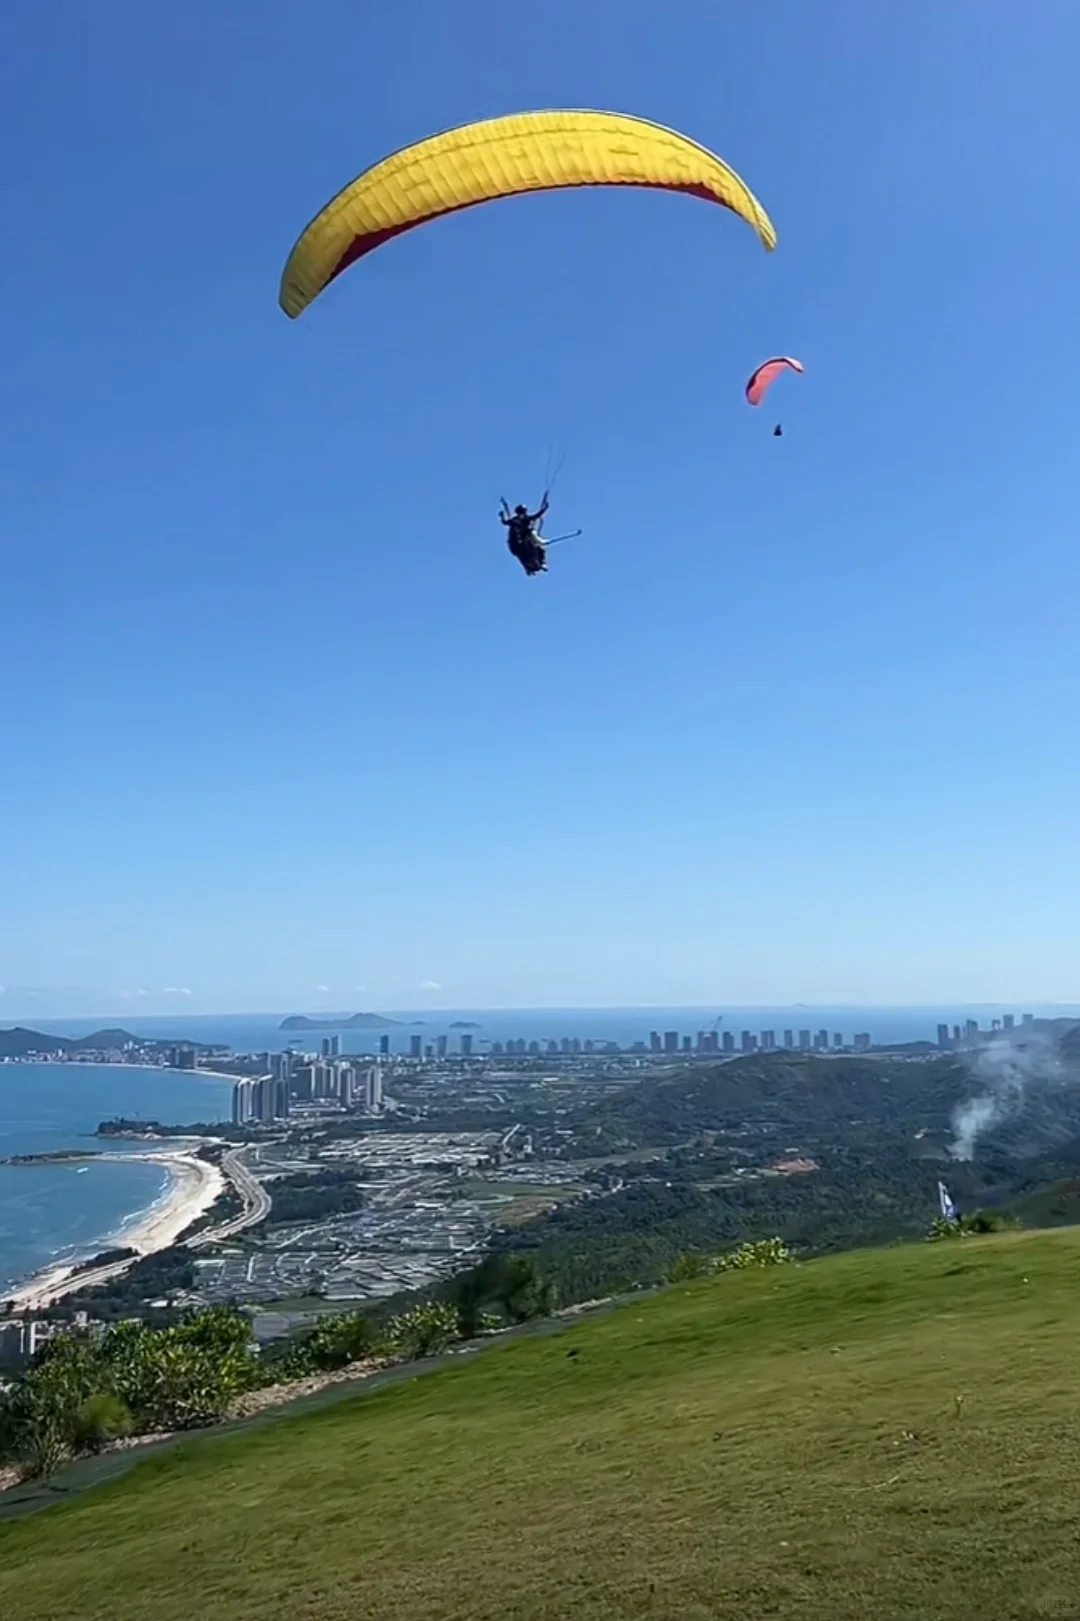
[714,1237,793,1272]
[302,1312,376,1372]
[669,1252,713,1283]
[384,1302,460,1359]
[72,1392,133,1454]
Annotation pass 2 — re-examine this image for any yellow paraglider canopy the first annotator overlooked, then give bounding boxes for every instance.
[279,109,776,318]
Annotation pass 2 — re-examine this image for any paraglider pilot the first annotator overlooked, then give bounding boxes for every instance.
[501,498,549,575]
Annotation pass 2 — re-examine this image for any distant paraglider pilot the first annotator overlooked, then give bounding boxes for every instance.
[501,497,549,576]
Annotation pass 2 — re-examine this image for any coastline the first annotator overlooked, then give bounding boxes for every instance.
[1,1057,237,1084]
[3,1149,225,1313]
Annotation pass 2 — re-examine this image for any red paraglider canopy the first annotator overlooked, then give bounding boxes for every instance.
[745,356,803,406]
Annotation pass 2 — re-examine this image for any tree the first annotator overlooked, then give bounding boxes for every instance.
[100,1307,257,1432]
[497,1255,556,1322]
[0,1332,100,1479]
[450,1252,555,1330]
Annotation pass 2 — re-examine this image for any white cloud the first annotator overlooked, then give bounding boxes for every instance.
[163,986,192,997]
[316,984,331,994]
[421,980,442,991]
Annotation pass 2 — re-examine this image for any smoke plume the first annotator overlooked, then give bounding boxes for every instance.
[950,1033,1066,1160]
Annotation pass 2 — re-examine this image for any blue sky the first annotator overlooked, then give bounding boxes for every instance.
[3,0,1080,1018]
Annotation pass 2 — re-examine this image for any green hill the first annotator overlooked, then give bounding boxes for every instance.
[3,1231,1079,1620]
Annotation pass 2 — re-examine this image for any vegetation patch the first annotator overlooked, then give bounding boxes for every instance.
[2,1231,1080,1619]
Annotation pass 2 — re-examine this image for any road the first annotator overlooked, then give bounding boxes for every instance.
[190,1150,271,1247]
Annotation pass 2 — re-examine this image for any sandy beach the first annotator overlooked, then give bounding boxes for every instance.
[4,1150,225,1312]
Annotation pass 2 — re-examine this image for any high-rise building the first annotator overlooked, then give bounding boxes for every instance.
[570,1038,581,1055]
[313,1063,333,1098]
[853,1032,871,1053]
[321,1035,342,1059]
[529,1040,540,1055]
[964,1019,979,1045]
[698,1030,719,1053]
[952,1025,961,1044]
[649,1031,662,1054]
[722,1030,735,1053]
[250,1075,281,1123]
[761,1030,776,1052]
[741,1030,754,1053]
[1003,1014,1015,1031]
[833,1033,843,1050]
[170,1046,197,1071]
[270,1051,293,1084]
[409,1034,422,1059]
[815,1029,829,1051]
[663,1031,678,1054]
[937,1024,950,1050]
[460,1033,473,1057]
[436,1034,448,1059]
[991,1019,1002,1033]
[363,1064,383,1113]
[378,1034,390,1057]
[681,1035,692,1052]
[232,1079,255,1126]
[425,1044,434,1060]
[783,1030,794,1049]
[339,1067,356,1108]
[292,1065,314,1102]
[547,1040,559,1055]
[1022,1013,1034,1026]
[799,1029,812,1050]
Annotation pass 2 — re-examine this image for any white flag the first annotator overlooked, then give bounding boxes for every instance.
[938,1181,957,1221]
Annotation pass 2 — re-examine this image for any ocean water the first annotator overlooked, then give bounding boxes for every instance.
[0,1064,232,1297]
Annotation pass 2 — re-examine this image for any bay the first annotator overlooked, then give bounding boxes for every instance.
[0,1064,232,1297]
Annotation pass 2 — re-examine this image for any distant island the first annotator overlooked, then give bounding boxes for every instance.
[450,1021,482,1030]
[3,1149,100,1165]
[0,1026,216,1061]
[279,1012,403,1032]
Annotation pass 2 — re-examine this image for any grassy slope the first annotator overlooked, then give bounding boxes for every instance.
[3,1231,1080,1621]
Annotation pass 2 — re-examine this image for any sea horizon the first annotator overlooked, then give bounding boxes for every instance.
[13,1003,1079,1059]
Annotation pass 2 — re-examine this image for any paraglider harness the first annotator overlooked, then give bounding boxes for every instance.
[501,498,548,575]
[500,496,581,577]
